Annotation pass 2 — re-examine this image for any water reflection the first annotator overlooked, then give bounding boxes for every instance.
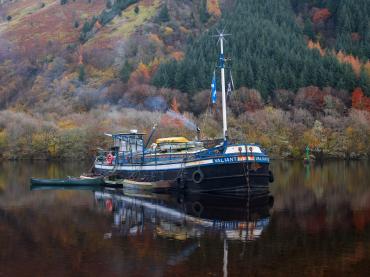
[94,190,273,242]
[1,160,370,276]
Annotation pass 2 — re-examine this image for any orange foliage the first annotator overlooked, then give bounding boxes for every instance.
[179,26,190,34]
[336,51,362,76]
[207,0,221,17]
[307,40,325,56]
[129,59,160,84]
[129,63,151,84]
[159,114,183,128]
[78,45,84,65]
[94,20,102,30]
[170,51,185,61]
[352,87,370,111]
[171,97,179,113]
[149,58,160,75]
[160,99,184,128]
[148,33,162,45]
[312,8,331,23]
[307,40,364,76]
[295,86,326,114]
[3,0,106,60]
[158,97,185,131]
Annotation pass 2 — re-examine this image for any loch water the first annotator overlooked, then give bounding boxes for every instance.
[0,160,370,276]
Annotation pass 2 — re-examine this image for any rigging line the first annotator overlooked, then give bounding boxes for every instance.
[200,65,218,139]
[88,156,97,174]
[229,70,235,90]
[175,156,186,184]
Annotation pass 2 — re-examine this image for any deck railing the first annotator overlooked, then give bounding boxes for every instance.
[95,147,223,166]
[95,145,267,166]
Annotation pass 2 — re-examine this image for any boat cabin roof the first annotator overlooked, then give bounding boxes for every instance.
[111,133,146,140]
[113,133,146,136]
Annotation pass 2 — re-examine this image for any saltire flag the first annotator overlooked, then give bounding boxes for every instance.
[227,82,232,97]
[211,70,217,104]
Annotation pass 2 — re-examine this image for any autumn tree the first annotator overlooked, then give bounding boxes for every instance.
[312,8,331,24]
[352,87,370,111]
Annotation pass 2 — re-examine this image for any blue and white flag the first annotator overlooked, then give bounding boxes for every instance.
[227,82,232,97]
[211,71,217,104]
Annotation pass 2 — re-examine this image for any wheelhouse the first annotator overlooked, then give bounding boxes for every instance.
[101,131,146,165]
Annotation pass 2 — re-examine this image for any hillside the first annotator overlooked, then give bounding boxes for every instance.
[0,0,212,110]
[292,0,370,60]
[0,0,369,160]
[1,0,369,107]
[153,0,370,97]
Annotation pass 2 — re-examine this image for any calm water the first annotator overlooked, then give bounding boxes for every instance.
[0,160,370,276]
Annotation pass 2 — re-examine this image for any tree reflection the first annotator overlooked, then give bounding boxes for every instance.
[0,161,370,276]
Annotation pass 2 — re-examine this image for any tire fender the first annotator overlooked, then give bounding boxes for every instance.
[192,201,204,215]
[192,169,204,184]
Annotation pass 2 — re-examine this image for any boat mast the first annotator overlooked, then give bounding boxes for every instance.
[219,33,228,141]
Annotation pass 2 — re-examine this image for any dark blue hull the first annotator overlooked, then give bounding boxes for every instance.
[94,162,271,193]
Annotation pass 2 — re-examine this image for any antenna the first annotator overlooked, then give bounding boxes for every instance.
[212,30,231,44]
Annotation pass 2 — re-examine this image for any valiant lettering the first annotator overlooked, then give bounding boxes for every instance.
[213,157,238,163]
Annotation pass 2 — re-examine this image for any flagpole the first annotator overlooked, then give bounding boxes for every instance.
[220,34,228,141]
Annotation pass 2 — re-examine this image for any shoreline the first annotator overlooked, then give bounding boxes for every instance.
[1,157,369,162]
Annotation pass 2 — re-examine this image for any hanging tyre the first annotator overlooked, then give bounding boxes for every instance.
[192,201,204,215]
[176,176,186,190]
[269,170,274,183]
[192,169,204,184]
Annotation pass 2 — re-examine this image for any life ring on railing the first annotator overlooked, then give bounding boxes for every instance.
[192,169,204,184]
[105,199,113,212]
[106,153,114,165]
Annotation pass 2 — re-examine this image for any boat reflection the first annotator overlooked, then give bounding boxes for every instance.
[94,189,273,242]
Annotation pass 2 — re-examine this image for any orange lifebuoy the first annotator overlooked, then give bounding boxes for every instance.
[106,153,114,165]
[105,199,113,212]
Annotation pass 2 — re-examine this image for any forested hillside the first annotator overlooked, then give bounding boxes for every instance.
[0,0,369,160]
[153,0,370,97]
[292,0,370,60]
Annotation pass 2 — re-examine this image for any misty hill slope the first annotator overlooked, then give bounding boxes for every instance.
[0,0,369,112]
[0,0,220,109]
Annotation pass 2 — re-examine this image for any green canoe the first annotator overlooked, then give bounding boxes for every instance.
[30,176,105,187]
